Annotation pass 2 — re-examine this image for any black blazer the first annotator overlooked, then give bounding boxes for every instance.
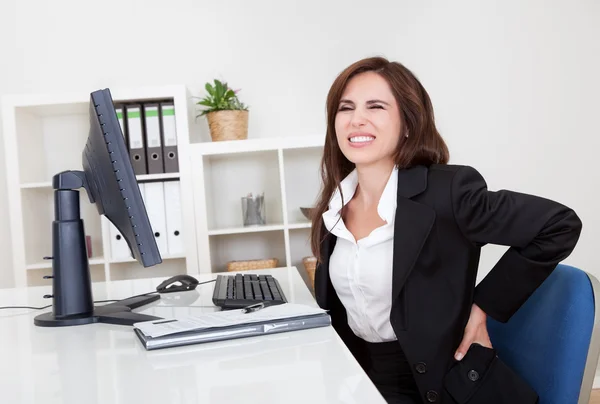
[314,164,582,404]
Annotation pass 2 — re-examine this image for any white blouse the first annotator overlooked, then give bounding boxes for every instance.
[322,166,398,343]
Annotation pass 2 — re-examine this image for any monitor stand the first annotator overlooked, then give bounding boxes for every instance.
[34,171,162,327]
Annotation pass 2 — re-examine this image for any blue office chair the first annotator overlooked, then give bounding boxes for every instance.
[487,264,600,404]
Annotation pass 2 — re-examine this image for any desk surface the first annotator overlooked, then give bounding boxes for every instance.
[0,266,385,404]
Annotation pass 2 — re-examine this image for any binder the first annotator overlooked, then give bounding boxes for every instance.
[115,104,126,139]
[143,103,164,174]
[110,183,146,260]
[114,104,130,159]
[133,303,331,351]
[160,102,179,173]
[109,220,131,260]
[164,180,184,255]
[143,181,168,256]
[126,104,147,175]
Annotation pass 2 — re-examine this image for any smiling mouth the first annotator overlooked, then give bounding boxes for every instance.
[349,135,375,143]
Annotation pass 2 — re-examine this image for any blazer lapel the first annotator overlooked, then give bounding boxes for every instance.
[392,166,436,301]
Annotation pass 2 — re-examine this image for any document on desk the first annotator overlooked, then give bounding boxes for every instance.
[132,303,331,350]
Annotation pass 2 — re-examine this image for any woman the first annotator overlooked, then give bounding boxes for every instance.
[310,57,582,404]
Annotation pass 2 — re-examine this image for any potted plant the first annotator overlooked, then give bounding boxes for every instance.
[196,79,249,142]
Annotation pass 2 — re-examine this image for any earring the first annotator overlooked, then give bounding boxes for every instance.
[405,133,409,138]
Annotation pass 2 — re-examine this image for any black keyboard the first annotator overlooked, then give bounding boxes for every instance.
[212,273,287,309]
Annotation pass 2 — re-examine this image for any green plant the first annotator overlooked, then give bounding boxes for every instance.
[196,79,248,117]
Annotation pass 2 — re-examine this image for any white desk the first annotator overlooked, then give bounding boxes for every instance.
[0,266,385,404]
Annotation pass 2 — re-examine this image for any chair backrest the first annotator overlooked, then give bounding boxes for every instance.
[487,264,600,404]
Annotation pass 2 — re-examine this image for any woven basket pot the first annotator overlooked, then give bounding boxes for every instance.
[226,258,278,272]
[207,110,249,141]
[303,256,317,287]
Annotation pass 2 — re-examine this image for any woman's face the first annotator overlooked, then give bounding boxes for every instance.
[334,71,402,168]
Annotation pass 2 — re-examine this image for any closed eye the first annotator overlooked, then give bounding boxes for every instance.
[338,105,383,111]
[338,103,385,111]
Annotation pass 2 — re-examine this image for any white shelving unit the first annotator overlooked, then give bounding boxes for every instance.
[2,84,326,289]
[2,85,199,287]
[189,135,325,274]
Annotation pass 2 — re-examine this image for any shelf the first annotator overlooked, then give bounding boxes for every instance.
[282,147,323,224]
[190,134,324,156]
[203,150,284,230]
[26,257,105,270]
[136,173,180,182]
[9,91,181,185]
[207,224,285,236]
[209,231,286,272]
[287,222,311,229]
[14,101,89,117]
[3,85,198,287]
[3,85,184,111]
[188,134,326,274]
[19,173,180,189]
[20,182,52,189]
[14,107,90,184]
[108,254,186,264]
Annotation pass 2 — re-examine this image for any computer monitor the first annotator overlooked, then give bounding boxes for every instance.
[34,88,164,327]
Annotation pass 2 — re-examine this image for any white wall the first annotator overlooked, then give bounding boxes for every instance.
[0,0,598,290]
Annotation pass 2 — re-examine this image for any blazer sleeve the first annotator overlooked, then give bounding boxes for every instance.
[451,165,582,323]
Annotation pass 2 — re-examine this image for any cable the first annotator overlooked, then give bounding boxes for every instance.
[120,278,217,300]
[0,299,120,311]
[0,279,217,311]
[194,279,217,286]
[0,304,52,310]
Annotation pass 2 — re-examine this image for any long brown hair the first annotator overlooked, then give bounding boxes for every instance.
[310,56,449,262]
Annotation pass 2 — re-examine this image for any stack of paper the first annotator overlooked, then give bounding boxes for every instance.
[133,303,331,350]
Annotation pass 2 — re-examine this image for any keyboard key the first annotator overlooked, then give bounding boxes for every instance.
[244,279,252,299]
[251,280,263,299]
[259,276,273,300]
[235,273,243,300]
[226,277,234,299]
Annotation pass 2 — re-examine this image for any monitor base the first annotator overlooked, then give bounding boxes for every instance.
[34,294,162,327]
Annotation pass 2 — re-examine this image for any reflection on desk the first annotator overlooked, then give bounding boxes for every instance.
[0,266,386,404]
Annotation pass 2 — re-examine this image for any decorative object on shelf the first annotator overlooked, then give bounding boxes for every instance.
[303,256,317,287]
[242,192,265,226]
[85,235,92,258]
[300,207,315,220]
[227,258,279,272]
[196,79,249,142]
